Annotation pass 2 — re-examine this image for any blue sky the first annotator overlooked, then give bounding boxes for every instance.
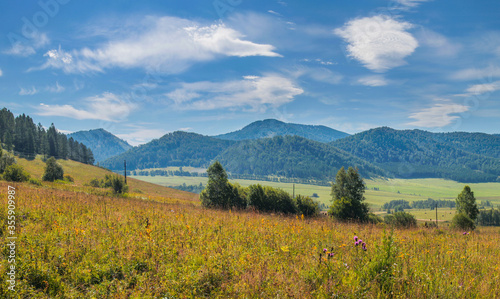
[1,0,499,145]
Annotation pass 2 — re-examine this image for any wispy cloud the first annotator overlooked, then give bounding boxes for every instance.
[166,75,303,111]
[4,32,49,56]
[407,100,469,127]
[46,82,65,93]
[416,28,461,57]
[34,16,281,74]
[19,86,38,96]
[465,81,500,95]
[334,15,418,72]
[357,75,388,86]
[0,69,3,77]
[392,0,432,9]
[451,65,500,81]
[37,92,137,122]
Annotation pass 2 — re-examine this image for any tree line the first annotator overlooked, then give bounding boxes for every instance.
[382,198,456,211]
[0,108,94,164]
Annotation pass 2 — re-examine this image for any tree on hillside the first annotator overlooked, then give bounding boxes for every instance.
[42,157,64,182]
[456,185,479,221]
[200,161,245,209]
[329,167,369,221]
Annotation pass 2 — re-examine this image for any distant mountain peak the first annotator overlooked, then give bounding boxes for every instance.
[68,128,133,162]
[214,119,349,143]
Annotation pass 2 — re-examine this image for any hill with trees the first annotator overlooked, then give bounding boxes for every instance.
[68,128,133,162]
[215,135,385,180]
[0,107,94,164]
[214,119,349,143]
[331,127,500,182]
[100,131,235,170]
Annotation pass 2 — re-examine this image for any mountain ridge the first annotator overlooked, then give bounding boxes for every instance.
[214,119,350,143]
[68,128,133,163]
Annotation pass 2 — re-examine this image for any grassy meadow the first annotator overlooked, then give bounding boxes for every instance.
[1,158,500,297]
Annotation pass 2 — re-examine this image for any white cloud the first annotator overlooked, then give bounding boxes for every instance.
[4,32,49,56]
[36,16,280,74]
[19,86,38,96]
[451,66,500,81]
[407,100,469,127]
[46,82,65,93]
[357,75,388,86]
[334,15,418,72]
[116,129,168,146]
[393,0,431,8]
[165,75,303,111]
[465,81,500,95]
[416,29,461,57]
[0,69,2,77]
[37,92,136,122]
[288,66,343,85]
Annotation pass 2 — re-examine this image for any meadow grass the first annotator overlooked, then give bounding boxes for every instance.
[1,180,499,298]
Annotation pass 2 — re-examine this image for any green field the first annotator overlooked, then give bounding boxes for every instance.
[130,175,500,210]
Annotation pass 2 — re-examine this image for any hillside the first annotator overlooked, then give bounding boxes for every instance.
[100,131,235,171]
[214,119,349,142]
[215,135,385,180]
[332,127,500,182]
[16,155,198,201]
[68,128,133,162]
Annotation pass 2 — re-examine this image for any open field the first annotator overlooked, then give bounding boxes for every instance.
[130,175,500,209]
[1,178,500,297]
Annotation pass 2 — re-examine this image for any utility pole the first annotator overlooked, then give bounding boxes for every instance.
[293,184,295,199]
[124,160,127,184]
[435,203,438,227]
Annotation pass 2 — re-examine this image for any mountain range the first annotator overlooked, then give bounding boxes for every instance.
[68,129,133,162]
[70,120,500,183]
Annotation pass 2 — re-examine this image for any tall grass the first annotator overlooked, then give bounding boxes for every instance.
[0,181,499,298]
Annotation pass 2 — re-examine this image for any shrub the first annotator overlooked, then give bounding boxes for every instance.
[451,213,475,230]
[110,175,128,194]
[296,195,320,217]
[89,178,101,188]
[42,157,64,182]
[384,211,417,228]
[3,164,30,182]
[29,178,43,186]
[367,213,383,224]
[63,174,75,183]
[0,151,16,174]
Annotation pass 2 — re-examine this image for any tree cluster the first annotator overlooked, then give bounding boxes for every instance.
[0,108,94,164]
[200,161,320,216]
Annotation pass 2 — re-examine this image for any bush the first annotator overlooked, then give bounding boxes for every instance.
[42,157,64,182]
[384,211,417,228]
[63,174,74,183]
[0,152,16,174]
[29,178,42,186]
[367,213,383,224]
[3,164,30,182]
[296,195,320,217]
[451,213,476,230]
[110,175,128,194]
[89,178,101,188]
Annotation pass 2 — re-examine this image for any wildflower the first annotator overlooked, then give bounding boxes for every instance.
[355,241,359,246]
[362,242,366,247]
[329,252,334,257]
[323,248,328,253]
[354,236,358,242]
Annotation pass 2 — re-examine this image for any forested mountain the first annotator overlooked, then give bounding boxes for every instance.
[100,131,235,170]
[215,135,385,180]
[331,127,500,182]
[0,108,94,164]
[214,119,349,143]
[68,129,133,162]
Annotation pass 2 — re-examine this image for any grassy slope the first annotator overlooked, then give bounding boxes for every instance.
[1,180,499,297]
[17,156,198,202]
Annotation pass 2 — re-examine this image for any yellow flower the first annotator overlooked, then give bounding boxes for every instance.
[281,246,289,252]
